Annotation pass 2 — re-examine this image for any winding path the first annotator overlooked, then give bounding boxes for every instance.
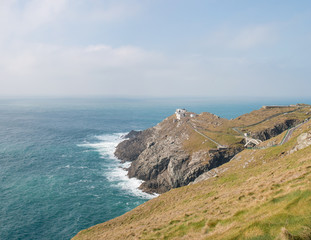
[188,123,225,148]
[280,121,306,145]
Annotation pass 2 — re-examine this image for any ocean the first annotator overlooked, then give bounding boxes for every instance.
[0,97,310,240]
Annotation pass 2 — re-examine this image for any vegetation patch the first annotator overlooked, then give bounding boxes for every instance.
[217,173,239,185]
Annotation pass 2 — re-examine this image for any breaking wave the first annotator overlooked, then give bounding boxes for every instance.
[78,133,156,199]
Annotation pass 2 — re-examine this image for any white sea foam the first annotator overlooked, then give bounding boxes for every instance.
[78,133,157,199]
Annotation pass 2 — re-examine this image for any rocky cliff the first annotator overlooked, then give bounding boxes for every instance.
[250,119,300,141]
[114,106,311,194]
[115,114,201,193]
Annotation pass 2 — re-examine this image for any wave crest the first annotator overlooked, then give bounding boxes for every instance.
[78,133,156,199]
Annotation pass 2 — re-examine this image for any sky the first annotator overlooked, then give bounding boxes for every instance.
[0,0,311,98]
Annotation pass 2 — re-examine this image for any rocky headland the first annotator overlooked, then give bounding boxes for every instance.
[115,105,311,193]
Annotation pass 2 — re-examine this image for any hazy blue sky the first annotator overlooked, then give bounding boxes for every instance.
[0,0,310,98]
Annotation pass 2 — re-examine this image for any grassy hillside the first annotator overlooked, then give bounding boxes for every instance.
[184,105,311,153]
[73,118,311,239]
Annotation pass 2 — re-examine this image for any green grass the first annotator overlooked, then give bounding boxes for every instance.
[217,173,240,186]
[212,190,311,240]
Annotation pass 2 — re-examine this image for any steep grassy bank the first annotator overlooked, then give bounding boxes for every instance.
[73,120,311,239]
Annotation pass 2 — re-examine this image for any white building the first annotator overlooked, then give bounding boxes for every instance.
[175,109,187,120]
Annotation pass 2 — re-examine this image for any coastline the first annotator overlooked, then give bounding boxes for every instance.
[78,132,156,199]
[73,104,311,240]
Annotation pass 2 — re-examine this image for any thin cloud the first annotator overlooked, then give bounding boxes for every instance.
[231,25,277,49]
[0,0,140,40]
[86,2,140,22]
[0,0,69,45]
[206,24,278,50]
[19,0,68,33]
[0,43,170,96]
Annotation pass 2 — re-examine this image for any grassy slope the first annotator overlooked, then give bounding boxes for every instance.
[73,121,311,240]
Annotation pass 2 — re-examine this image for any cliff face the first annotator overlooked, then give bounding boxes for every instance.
[115,115,199,193]
[114,106,310,194]
[114,120,239,193]
[115,129,154,162]
[250,119,300,141]
[125,139,243,193]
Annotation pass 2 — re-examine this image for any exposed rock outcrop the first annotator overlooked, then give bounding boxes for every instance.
[115,129,154,162]
[114,113,245,193]
[117,115,197,193]
[289,130,311,154]
[250,119,301,141]
[125,132,243,193]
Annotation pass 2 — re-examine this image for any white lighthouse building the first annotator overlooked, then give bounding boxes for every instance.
[175,109,187,120]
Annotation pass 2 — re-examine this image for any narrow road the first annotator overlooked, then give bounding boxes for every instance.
[239,108,301,129]
[188,123,225,148]
[231,108,309,149]
[232,107,302,139]
[280,122,305,145]
[232,127,244,136]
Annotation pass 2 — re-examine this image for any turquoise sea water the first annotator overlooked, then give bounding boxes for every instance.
[0,98,310,240]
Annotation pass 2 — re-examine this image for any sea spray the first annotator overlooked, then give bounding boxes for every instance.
[78,133,156,199]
